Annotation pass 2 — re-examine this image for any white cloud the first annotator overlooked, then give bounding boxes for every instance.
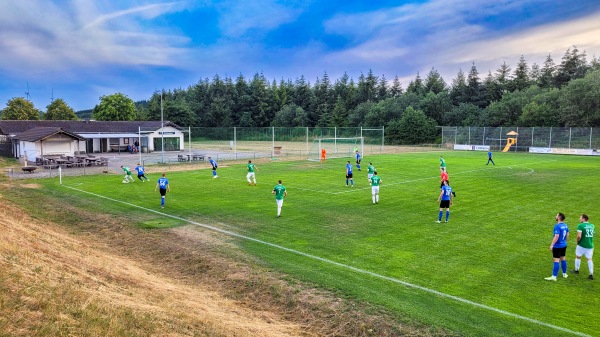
[319,0,600,81]
[214,0,307,37]
[0,1,193,78]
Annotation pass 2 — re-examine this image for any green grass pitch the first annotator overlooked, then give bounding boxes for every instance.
[41,151,599,336]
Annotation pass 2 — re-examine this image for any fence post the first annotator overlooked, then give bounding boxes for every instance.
[515,126,519,152]
[468,127,471,145]
[590,127,593,149]
[306,127,309,155]
[483,127,486,145]
[549,127,552,147]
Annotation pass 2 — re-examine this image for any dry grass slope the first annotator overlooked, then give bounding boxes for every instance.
[0,159,451,337]
[0,198,304,336]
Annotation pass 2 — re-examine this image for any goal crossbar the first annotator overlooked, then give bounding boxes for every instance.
[307,137,364,161]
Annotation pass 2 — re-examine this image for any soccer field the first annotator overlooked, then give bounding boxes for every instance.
[42,151,598,336]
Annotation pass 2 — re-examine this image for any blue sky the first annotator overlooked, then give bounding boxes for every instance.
[1,0,600,112]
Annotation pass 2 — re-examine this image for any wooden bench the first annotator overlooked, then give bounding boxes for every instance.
[110,145,129,152]
[22,166,37,173]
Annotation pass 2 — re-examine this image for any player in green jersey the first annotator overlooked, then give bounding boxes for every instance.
[120,165,134,183]
[367,163,375,182]
[246,160,259,186]
[439,156,446,169]
[370,171,381,204]
[272,180,287,218]
[572,213,595,280]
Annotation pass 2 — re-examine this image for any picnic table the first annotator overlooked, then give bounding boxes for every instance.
[22,166,37,173]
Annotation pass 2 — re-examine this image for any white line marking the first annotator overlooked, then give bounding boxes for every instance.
[62,184,591,337]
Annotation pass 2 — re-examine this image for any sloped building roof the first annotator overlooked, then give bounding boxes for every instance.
[0,120,181,136]
[13,127,87,142]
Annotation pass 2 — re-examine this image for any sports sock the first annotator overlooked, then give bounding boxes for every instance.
[161,196,165,206]
[553,262,559,277]
[346,179,348,185]
[575,259,581,270]
[375,195,379,203]
[561,260,567,273]
[589,260,594,274]
[372,195,375,203]
[438,211,443,221]
[445,211,450,221]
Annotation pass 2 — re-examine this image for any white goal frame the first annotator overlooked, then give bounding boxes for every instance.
[307,137,364,161]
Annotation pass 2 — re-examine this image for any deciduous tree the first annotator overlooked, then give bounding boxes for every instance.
[92,93,136,121]
[45,98,77,120]
[1,97,40,120]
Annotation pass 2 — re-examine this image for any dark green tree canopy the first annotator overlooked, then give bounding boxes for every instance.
[45,98,77,120]
[92,93,136,121]
[1,97,40,120]
[387,106,436,144]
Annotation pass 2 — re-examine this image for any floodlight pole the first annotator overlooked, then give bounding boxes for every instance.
[138,126,142,164]
[161,91,164,164]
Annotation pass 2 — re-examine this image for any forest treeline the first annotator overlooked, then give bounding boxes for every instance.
[135,47,600,143]
[2,46,600,144]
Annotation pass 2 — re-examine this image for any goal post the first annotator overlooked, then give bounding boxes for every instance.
[307,137,364,161]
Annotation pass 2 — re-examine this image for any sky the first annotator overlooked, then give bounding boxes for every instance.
[1,0,600,112]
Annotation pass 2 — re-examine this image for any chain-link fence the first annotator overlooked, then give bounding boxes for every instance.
[185,126,385,159]
[6,127,385,179]
[441,127,600,151]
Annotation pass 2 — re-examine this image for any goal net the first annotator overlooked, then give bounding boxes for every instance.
[307,137,364,161]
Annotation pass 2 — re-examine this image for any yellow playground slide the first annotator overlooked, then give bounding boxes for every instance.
[503,137,516,152]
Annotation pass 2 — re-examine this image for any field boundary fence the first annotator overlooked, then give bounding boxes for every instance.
[441,126,600,151]
[186,126,385,160]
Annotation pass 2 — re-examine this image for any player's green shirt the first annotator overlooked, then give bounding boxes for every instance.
[367,165,375,174]
[577,222,595,248]
[439,158,446,167]
[247,163,256,173]
[123,167,131,175]
[273,184,286,200]
[370,176,381,186]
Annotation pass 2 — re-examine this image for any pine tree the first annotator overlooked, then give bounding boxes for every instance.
[466,63,485,107]
[376,75,389,101]
[406,72,425,95]
[510,55,530,92]
[538,54,555,88]
[495,61,512,95]
[554,46,589,87]
[450,69,468,105]
[389,76,403,98]
[424,68,447,94]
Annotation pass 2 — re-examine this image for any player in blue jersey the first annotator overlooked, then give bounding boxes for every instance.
[355,151,362,171]
[436,180,453,223]
[135,163,149,182]
[486,151,495,165]
[545,213,570,281]
[154,173,170,208]
[208,157,218,178]
[345,161,354,187]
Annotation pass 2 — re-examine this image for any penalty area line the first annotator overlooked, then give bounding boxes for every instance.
[62,184,590,337]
